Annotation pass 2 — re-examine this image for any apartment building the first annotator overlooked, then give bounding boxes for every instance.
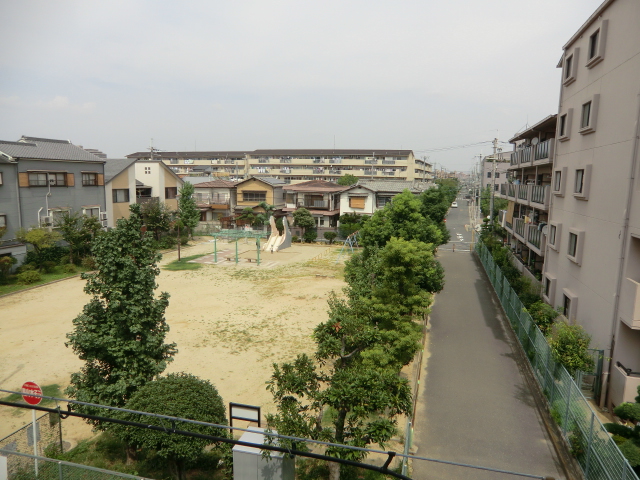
[541,0,640,407]
[498,115,556,279]
[126,151,247,179]
[481,151,511,193]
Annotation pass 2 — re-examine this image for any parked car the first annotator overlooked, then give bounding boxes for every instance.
[451,202,458,208]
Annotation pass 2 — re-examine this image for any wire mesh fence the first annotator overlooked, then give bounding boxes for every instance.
[0,412,63,459]
[475,241,638,480]
[0,449,150,480]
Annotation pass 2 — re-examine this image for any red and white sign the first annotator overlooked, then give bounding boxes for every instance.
[21,381,42,405]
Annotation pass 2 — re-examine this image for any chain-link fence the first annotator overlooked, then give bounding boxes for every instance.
[0,412,63,459]
[0,449,151,480]
[476,241,638,480]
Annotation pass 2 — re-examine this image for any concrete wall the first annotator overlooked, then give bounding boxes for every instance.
[0,162,22,240]
[339,187,375,215]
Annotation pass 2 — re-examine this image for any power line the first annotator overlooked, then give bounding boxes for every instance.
[417,140,509,154]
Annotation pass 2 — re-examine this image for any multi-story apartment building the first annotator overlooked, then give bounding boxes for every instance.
[541,0,640,407]
[481,152,511,193]
[498,115,556,279]
[0,137,106,262]
[126,149,430,184]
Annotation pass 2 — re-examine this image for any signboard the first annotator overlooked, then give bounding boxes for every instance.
[21,381,42,406]
[229,402,261,427]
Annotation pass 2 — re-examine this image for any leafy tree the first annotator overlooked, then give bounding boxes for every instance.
[337,174,358,186]
[236,207,256,226]
[253,202,276,228]
[480,185,508,220]
[526,301,558,335]
[420,187,449,223]
[359,190,442,249]
[65,203,177,426]
[141,199,172,241]
[177,183,201,237]
[113,373,228,480]
[338,213,366,239]
[324,231,337,244]
[293,208,316,238]
[15,227,61,255]
[548,321,594,375]
[0,256,17,283]
[303,227,318,243]
[56,211,103,264]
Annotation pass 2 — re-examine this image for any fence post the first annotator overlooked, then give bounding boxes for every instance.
[58,461,63,480]
[563,378,572,436]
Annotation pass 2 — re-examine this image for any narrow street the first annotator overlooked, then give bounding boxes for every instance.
[410,200,565,479]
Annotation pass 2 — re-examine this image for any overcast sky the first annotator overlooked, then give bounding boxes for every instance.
[0,0,604,172]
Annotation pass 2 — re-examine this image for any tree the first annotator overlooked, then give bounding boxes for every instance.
[141,199,172,241]
[56,211,103,264]
[548,321,594,375]
[337,174,358,186]
[237,207,257,226]
[324,231,337,244]
[65,203,177,426]
[526,301,558,335]
[293,208,316,238]
[177,183,200,237]
[338,213,366,239]
[113,373,228,480]
[15,227,61,255]
[253,202,276,228]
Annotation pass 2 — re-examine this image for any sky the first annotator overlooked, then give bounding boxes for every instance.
[0,0,605,173]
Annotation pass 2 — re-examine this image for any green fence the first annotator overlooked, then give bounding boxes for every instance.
[475,241,638,480]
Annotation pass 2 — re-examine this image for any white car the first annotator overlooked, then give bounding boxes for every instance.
[451,202,458,208]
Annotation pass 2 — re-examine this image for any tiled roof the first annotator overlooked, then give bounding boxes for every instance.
[283,180,349,193]
[240,176,286,186]
[104,158,137,183]
[0,136,104,162]
[192,179,237,188]
[357,180,423,193]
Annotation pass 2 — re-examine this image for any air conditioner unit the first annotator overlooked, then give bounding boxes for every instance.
[40,216,53,225]
[99,212,108,221]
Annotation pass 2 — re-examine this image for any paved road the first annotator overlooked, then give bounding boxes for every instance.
[411,200,564,479]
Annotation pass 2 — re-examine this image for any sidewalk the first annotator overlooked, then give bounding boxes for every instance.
[410,249,565,479]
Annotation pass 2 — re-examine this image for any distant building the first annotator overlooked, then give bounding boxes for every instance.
[282,180,349,235]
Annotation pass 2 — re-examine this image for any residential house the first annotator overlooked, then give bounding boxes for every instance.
[498,115,556,280]
[104,159,183,228]
[541,0,640,408]
[282,180,348,236]
[191,179,237,225]
[339,181,431,217]
[0,136,106,263]
[234,177,286,216]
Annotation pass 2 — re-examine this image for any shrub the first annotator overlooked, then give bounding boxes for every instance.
[527,301,559,335]
[25,246,69,267]
[619,440,640,467]
[0,256,17,283]
[323,231,337,244]
[16,270,42,285]
[41,261,57,274]
[59,255,71,265]
[81,256,97,271]
[16,263,36,274]
[292,235,299,243]
[613,434,628,446]
[62,264,78,274]
[549,321,594,375]
[605,422,634,438]
[303,229,318,243]
[614,402,640,423]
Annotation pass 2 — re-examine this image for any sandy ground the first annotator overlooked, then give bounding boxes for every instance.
[0,239,346,446]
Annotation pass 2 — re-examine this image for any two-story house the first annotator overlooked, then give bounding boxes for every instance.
[0,136,106,262]
[234,176,286,216]
[191,179,237,225]
[339,181,430,217]
[282,180,348,236]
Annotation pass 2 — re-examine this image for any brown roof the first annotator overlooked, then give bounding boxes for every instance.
[192,179,237,188]
[283,179,349,193]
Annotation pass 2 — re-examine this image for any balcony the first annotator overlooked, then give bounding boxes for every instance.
[224,160,236,164]
[527,225,546,255]
[363,169,378,176]
[136,196,159,205]
[510,146,533,168]
[364,159,378,165]
[313,168,325,174]
[258,159,270,164]
[280,159,292,164]
[329,169,342,175]
[530,185,550,209]
[313,159,325,164]
[382,172,396,176]
[329,158,342,164]
[619,278,640,329]
[513,217,526,240]
[299,199,329,209]
[505,220,513,232]
[610,362,640,406]
[534,139,554,164]
[280,168,292,174]
[382,160,396,165]
[506,183,516,199]
[500,183,507,196]
[517,184,529,203]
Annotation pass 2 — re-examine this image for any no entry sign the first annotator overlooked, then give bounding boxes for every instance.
[21,381,43,405]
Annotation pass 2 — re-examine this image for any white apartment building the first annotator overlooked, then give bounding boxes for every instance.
[541,0,640,408]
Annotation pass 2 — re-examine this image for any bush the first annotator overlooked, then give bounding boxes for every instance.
[291,235,299,243]
[527,301,558,335]
[62,264,78,274]
[59,255,71,265]
[0,256,17,283]
[81,256,97,271]
[25,246,69,267]
[619,440,640,467]
[303,229,318,243]
[614,402,640,423]
[324,231,337,244]
[16,263,36,274]
[549,321,594,375]
[41,261,57,274]
[16,270,42,285]
[605,422,634,438]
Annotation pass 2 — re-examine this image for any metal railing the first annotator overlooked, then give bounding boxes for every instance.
[507,183,516,197]
[0,449,150,480]
[531,185,548,205]
[475,242,639,480]
[528,226,542,249]
[518,184,529,201]
[514,217,525,237]
[535,140,551,160]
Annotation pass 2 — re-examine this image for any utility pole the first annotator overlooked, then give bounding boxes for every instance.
[490,148,500,232]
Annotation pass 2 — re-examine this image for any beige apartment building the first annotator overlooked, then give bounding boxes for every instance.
[541,0,640,408]
[126,149,430,184]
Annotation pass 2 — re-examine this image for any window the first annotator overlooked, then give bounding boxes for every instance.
[558,109,573,142]
[581,102,591,129]
[28,172,66,186]
[144,166,151,174]
[165,187,178,199]
[112,189,130,203]
[563,48,579,86]
[83,207,100,217]
[586,20,607,68]
[562,289,579,320]
[349,196,366,209]
[563,294,572,317]
[548,222,562,252]
[487,172,492,178]
[495,172,500,178]
[554,171,562,191]
[549,225,557,246]
[377,197,392,208]
[0,171,3,185]
[494,184,499,191]
[82,173,97,186]
[48,209,70,224]
[573,165,592,200]
[543,274,556,305]
[567,228,585,265]
[560,114,567,136]
[579,95,599,134]
[242,191,266,202]
[552,167,567,196]
[0,214,6,228]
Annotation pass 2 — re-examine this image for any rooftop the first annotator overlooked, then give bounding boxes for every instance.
[283,179,349,193]
[104,158,137,183]
[0,136,104,162]
[192,179,238,188]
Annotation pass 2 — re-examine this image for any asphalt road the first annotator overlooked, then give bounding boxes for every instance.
[410,199,564,479]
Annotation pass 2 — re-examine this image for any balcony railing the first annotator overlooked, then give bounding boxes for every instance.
[382,172,395,176]
[329,170,342,175]
[313,168,325,174]
[136,196,159,205]
[505,220,513,230]
[514,217,525,238]
[313,159,325,164]
[517,184,529,201]
[507,183,516,198]
[611,361,640,406]
[196,194,230,205]
[534,139,552,160]
[528,226,541,249]
[382,160,396,165]
[531,185,549,206]
[364,159,378,165]
[280,159,292,164]
[521,146,532,164]
[363,169,378,175]
[224,160,236,164]
[258,159,269,163]
[329,159,342,164]
[300,200,328,209]
[281,168,292,174]
[499,183,507,196]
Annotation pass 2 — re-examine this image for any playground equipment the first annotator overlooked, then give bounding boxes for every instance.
[335,230,361,264]
[207,229,268,265]
[262,216,291,252]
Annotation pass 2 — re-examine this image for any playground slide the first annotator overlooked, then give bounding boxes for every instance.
[262,216,292,252]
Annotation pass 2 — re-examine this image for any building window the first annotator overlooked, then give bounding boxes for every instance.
[165,187,178,199]
[377,197,392,209]
[563,49,579,86]
[112,189,130,203]
[487,172,492,178]
[242,191,266,202]
[48,209,70,225]
[549,225,557,246]
[558,109,573,142]
[349,196,366,209]
[83,207,100,217]
[0,214,6,228]
[145,166,151,174]
[589,30,599,60]
[495,172,500,178]
[494,184,499,191]
[567,228,585,265]
[579,95,599,134]
[563,294,572,317]
[586,20,607,68]
[573,164,592,200]
[560,114,567,136]
[82,173,97,186]
[574,169,584,194]
[568,232,578,257]
[564,55,572,80]
[548,222,562,252]
[29,172,66,187]
[581,102,591,129]
[545,277,551,298]
[0,172,3,185]
[554,171,562,191]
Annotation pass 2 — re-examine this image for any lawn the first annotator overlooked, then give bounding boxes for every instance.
[0,266,88,296]
[162,254,205,271]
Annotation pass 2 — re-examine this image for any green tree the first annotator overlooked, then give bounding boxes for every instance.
[253,202,276,228]
[237,207,256,226]
[293,208,316,238]
[337,174,358,186]
[65,203,177,426]
[480,185,508,220]
[526,301,558,335]
[549,321,594,375]
[15,227,61,255]
[177,183,200,237]
[141,199,172,241]
[338,213,366,239]
[56,211,103,264]
[324,231,337,244]
[359,190,442,249]
[0,256,17,284]
[113,373,228,480]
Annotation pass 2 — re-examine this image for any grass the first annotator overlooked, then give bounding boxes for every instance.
[1,384,62,408]
[0,266,89,296]
[163,254,205,271]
